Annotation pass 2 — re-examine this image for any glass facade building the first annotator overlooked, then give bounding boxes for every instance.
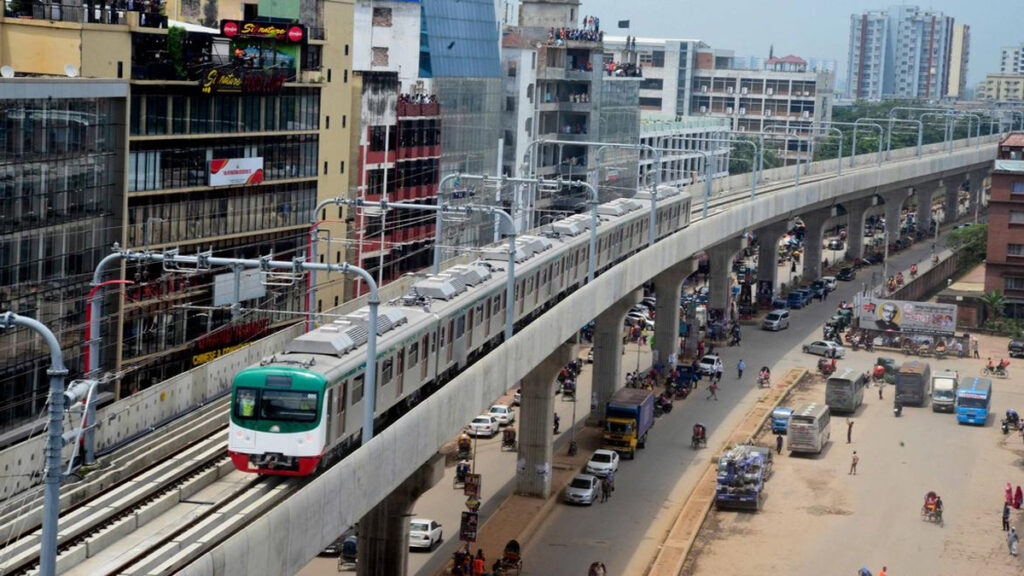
[0,81,127,431]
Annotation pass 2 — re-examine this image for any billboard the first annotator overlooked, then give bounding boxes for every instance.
[209,157,264,186]
[854,297,957,335]
[221,20,307,43]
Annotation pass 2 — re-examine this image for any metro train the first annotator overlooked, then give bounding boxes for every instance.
[228,186,693,475]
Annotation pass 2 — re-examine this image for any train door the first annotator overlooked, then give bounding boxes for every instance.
[396,348,404,397]
[335,383,345,437]
[445,320,454,364]
[466,307,474,349]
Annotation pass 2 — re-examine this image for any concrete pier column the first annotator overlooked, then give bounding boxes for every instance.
[944,178,962,224]
[914,180,940,234]
[755,221,789,292]
[357,454,444,576]
[968,170,988,219]
[653,261,696,369]
[880,188,910,242]
[517,342,577,498]
[592,289,642,419]
[843,197,875,261]
[800,207,833,281]
[708,238,743,316]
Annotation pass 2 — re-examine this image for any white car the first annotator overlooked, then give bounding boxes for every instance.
[585,449,620,478]
[821,276,837,292]
[802,340,846,358]
[697,354,723,375]
[625,312,655,330]
[408,518,442,550]
[488,404,515,426]
[563,474,600,505]
[467,415,499,437]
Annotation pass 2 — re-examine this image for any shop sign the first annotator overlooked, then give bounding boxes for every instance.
[200,68,289,95]
[209,157,264,187]
[221,19,307,43]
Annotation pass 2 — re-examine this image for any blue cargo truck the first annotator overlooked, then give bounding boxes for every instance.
[603,388,655,459]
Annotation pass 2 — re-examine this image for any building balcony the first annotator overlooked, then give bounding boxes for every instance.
[396,144,441,161]
[397,100,440,118]
[538,132,589,142]
[995,160,1024,173]
[537,100,592,112]
[3,1,166,27]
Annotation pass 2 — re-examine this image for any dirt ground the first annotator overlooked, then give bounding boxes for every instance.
[682,336,1024,576]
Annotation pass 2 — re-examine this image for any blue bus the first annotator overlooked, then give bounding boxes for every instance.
[956,377,992,425]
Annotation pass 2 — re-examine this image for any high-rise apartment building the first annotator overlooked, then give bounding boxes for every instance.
[947,24,970,99]
[846,5,966,101]
[980,73,1024,103]
[1000,43,1024,74]
[0,0,355,400]
[602,36,703,118]
[984,133,1024,318]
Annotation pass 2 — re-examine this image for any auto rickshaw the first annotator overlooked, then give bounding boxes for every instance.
[453,459,471,488]
[456,432,473,460]
[501,427,517,451]
[874,357,898,384]
[493,539,522,575]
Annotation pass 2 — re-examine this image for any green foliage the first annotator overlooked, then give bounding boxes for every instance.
[945,223,987,262]
[201,0,218,29]
[980,290,1007,321]
[729,137,782,176]
[166,26,187,79]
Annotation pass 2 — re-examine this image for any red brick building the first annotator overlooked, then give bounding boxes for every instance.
[984,133,1024,318]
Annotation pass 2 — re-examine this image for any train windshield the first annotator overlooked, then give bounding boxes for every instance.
[234,387,319,423]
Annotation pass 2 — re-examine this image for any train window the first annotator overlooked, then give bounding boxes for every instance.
[259,389,319,422]
[234,388,259,419]
[409,342,419,366]
[337,383,345,414]
[456,315,465,337]
[526,277,533,294]
[380,358,393,384]
[475,304,484,324]
[351,375,364,403]
[426,333,433,353]
[440,326,446,348]
[492,295,501,314]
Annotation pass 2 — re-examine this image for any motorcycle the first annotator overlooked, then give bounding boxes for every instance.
[893,397,903,417]
[817,358,837,376]
[865,338,874,352]
[983,365,1009,378]
[757,374,771,388]
[654,394,673,416]
[728,333,742,347]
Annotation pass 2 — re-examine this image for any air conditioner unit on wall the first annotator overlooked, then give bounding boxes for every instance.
[727,106,734,114]
[767,87,774,95]
[739,107,746,115]
[741,87,748,95]
[765,109,772,117]
[727,86,734,94]
[700,105,707,113]
[802,111,810,118]
[701,85,708,93]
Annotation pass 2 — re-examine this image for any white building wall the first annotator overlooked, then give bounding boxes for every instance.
[352,0,422,83]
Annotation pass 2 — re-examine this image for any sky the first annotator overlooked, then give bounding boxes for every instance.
[577,0,1022,88]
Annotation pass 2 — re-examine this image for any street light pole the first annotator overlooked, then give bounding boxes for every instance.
[0,312,68,576]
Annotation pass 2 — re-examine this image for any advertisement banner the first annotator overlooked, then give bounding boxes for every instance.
[459,512,478,542]
[221,19,307,43]
[209,157,264,186]
[854,297,957,335]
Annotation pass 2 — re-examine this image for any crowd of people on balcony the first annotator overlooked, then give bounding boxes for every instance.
[606,61,643,77]
[399,93,438,104]
[548,23,603,45]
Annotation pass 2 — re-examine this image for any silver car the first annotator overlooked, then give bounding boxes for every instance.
[802,340,846,358]
[762,310,790,331]
[563,474,600,505]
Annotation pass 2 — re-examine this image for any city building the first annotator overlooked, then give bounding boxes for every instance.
[980,73,1024,103]
[602,36,704,118]
[947,24,970,99]
[1000,43,1024,74]
[846,5,966,101]
[690,48,834,165]
[0,79,128,431]
[984,133,1024,318]
[638,117,731,189]
[0,0,355,398]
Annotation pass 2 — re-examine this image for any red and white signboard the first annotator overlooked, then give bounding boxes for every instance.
[209,157,264,187]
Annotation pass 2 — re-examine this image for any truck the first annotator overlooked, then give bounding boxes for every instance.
[930,370,958,413]
[603,388,655,459]
[770,407,793,434]
[895,361,932,406]
[715,444,771,510]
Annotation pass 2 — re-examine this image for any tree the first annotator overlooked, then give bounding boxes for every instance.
[945,223,987,263]
[166,26,187,79]
[980,290,1007,322]
[728,137,782,176]
[201,0,217,29]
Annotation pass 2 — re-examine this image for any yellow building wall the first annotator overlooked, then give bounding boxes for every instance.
[81,26,132,78]
[315,0,356,311]
[0,19,82,75]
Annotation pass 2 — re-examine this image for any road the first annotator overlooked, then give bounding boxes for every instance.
[297,226,956,576]
[686,329,1023,576]
[517,232,955,576]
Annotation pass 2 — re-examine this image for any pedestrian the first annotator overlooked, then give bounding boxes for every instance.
[602,477,612,502]
[737,359,745,379]
[1009,527,1019,556]
[1004,501,1012,531]
[1016,485,1023,509]
[714,367,723,385]
[973,338,980,359]
[472,549,486,576]
[1007,483,1014,506]
[791,261,797,274]
[823,288,829,301]
[847,419,854,444]
[596,477,605,503]
[776,433,783,455]
[878,567,887,576]
[706,381,719,401]
[849,451,859,475]
[878,382,884,400]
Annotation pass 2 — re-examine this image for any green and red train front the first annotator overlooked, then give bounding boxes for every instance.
[228,367,327,476]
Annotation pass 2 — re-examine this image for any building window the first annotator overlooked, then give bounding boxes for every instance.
[1012,181,1024,194]
[507,61,517,77]
[372,47,389,67]
[639,52,653,65]
[1010,244,1024,257]
[652,51,665,67]
[1011,210,1024,224]
[372,7,392,26]
[640,78,664,90]
[639,97,663,108]
[1007,277,1024,291]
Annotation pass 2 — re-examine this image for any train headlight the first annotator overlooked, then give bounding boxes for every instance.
[270,425,280,432]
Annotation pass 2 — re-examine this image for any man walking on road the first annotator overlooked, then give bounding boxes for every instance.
[707,381,719,401]
[847,419,854,443]
[737,359,745,379]
[849,451,859,475]
[1009,527,1019,556]
[1004,502,1011,531]
[776,434,783,455]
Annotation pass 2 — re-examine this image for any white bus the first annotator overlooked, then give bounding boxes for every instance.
[787,403,831,454]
